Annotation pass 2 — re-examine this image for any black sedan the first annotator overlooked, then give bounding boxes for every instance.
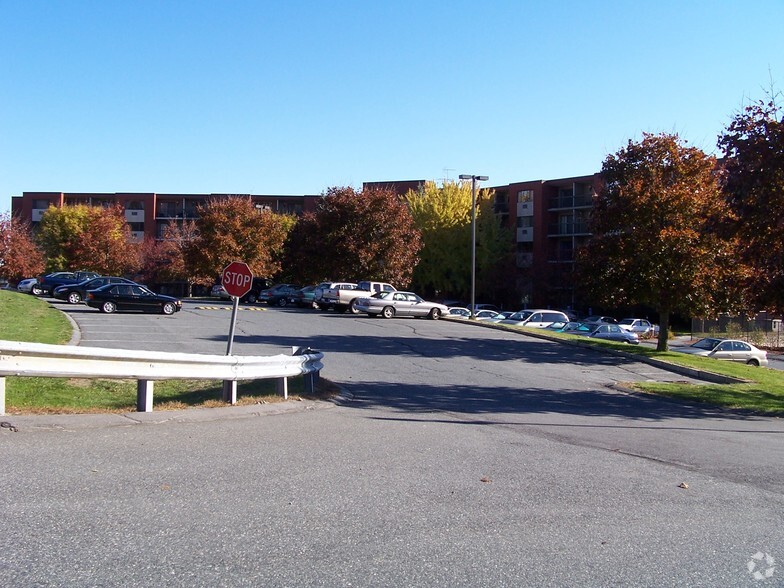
[85,283,182,315]
[53,276,136,304]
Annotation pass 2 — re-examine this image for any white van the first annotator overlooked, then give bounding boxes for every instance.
[499,309,569,328]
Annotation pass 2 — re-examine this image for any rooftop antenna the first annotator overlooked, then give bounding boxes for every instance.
[441,168,455,185]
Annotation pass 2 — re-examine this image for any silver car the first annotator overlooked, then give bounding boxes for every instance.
[355,291,449,319]
[675,338,768,366]
[585,323,640,344]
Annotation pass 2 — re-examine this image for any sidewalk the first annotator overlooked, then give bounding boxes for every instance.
[0,397,340,433]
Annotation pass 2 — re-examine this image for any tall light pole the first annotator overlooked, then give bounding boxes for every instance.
[459,174,488,319]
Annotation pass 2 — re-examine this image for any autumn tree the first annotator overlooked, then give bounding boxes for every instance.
[138,219,198,286]
[718,94,784,313]
[184,196,293,284]
[284,186,422,287]
[36,204,139,275]
[0,214,45,282]
[406,180,513,301]
[575,133,744,351]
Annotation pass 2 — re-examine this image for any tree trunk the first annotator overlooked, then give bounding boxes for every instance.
[657,309,670,351]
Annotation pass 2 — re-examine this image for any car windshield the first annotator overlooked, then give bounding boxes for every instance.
[507,310,534,321]
[691,338,722,350]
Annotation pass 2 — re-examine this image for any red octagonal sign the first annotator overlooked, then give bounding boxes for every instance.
[221,261,253,298]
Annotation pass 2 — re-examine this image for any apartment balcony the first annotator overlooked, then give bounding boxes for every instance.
[548,194,593,210]
[125,209,145,222]
[517,201,534,217]
[517,227,534,243]
[548,250,575,263]
[32,208,47,222]
[516,252,533,268]
[547,221,590,237]
[156,205,184,218]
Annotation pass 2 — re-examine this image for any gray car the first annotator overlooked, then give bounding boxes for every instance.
[585,323,640,344]
[355,291,449,319]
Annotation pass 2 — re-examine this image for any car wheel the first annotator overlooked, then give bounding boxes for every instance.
[746,359,760,367]
[428,308,441,320]
[162,302,177,315]
[101,301,117,314]
[31,285,43,296]
[277,297,288,307]
[245,293,257,304]
[67,292,82,304]
[381,306,395,319]
[348,299,361,314]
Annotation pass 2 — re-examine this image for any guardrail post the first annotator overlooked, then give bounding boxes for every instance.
[222,380,237,405]
[137,380,154,412]
[293,346,320,395]
[276,377,288,400]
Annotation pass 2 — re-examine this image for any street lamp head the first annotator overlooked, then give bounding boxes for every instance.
[458,174,489,182]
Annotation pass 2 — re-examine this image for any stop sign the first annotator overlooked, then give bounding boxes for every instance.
[221,261,253,298]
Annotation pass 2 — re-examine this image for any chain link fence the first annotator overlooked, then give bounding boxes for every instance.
[691,315,784,349]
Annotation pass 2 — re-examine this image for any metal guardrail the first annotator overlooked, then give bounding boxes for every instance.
[0,340,323,415]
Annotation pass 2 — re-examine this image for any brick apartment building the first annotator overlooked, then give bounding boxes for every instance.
[11,174,599,309]
[11,192,321,242]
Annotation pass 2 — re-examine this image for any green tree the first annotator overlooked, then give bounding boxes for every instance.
[284,186,422,286]
[718,94,784,313]
[0,214,45,282]
[184,196,293,284]
[406,180,513,301]
[36,204,139,274]
[575,133,743,350]
[406,180,472,298]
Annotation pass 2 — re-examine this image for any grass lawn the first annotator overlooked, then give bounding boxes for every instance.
[0,290,335,414]
[490,324,784,415]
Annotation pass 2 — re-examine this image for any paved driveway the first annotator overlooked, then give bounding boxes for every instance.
[2,299,783,586]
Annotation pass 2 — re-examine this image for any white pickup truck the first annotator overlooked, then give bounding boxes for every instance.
[319,280,396,313]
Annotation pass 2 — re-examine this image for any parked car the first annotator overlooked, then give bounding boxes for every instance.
[675,338,768,366]
[53,276,137,304]
[210,283,228,298]
[448,307,500,320]
[85,283,182,315]
[258,283,301,306]
[544,321,593,334]
[499,309,570,328]
[313,281,358,310]
[16,278,38,294]
[447,307,471,319]
[290,285,318,308]
[582,315,618,326]
[34,271,101,296]
[618,318,657,339]
[355,291,449,319]
[585,323,640,344]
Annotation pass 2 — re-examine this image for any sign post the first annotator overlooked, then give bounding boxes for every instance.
[220,261,253,404]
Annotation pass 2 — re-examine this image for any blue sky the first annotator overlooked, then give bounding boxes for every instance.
[2,1,783,214]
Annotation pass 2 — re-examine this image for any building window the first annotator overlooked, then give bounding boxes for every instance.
[517,190,533,203]
[517,216,533,228]
[32,199,51,209]
[126,201,144,210]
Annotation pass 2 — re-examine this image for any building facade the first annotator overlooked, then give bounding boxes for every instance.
[11,174,599,308]
[11,192,321,242]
